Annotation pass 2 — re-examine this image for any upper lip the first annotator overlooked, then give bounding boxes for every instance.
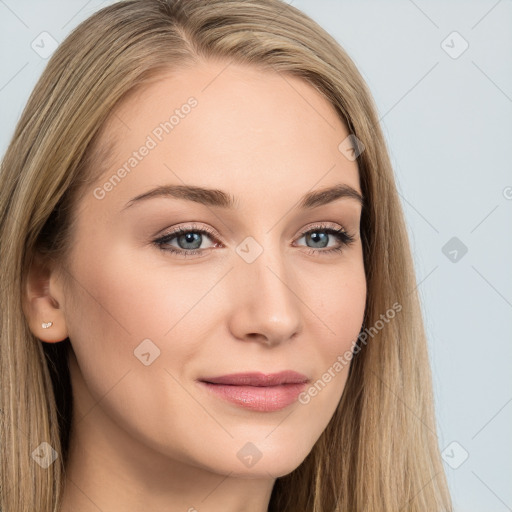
[199,371,309,387]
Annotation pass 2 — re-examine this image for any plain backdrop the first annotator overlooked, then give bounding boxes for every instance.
[1,1,511,511]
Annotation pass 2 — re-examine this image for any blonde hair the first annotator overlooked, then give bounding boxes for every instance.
[0,0,452,510]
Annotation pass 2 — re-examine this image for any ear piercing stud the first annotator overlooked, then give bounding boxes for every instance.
[41,321,53,329]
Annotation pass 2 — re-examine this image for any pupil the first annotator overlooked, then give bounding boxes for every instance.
[308,232,328,248]
[180,232,201,249]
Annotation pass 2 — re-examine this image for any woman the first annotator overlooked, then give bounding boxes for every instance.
[0,0,452,510]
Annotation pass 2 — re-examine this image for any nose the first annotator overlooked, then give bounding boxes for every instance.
[227,248,303,347]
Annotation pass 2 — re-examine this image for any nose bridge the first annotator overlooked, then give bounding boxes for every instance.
[229,237,302,343]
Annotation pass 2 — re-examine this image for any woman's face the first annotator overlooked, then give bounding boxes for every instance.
[53,59,366,478]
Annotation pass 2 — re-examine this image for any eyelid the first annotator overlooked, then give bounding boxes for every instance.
[295,220,348,237]
[158,222,219,241]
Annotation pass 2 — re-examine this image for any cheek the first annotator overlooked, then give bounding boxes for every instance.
[63,241,230,405]
[309,252,367,356]
[62,245,222,461]
[67,239,211,340]
[294,256,366,410]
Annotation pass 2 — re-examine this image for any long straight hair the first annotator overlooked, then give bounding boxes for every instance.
[0,1,452,510]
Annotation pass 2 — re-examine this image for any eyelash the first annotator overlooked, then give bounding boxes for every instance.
[153,222,356,258]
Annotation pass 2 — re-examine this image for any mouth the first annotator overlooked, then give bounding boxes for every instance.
[197,371,309,412]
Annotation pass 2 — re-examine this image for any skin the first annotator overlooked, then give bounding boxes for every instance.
[24,59,366,512]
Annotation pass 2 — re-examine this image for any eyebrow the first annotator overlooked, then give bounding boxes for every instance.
[122,183,364,211]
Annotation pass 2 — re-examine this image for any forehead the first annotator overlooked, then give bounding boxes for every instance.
[88,59,361,213]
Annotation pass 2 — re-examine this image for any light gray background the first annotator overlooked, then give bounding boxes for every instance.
[1,1,511,511]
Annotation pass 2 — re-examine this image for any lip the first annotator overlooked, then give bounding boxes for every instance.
[200,371,309,386]
[198,371,309,412]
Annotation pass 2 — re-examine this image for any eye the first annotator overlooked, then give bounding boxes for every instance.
[153,222,356,258]
[153,223,218,258]
[294,223,356,256]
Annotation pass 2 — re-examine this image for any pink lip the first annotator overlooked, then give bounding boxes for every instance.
[198,371,309,412]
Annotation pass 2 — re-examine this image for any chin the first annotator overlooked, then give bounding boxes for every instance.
[209,439,314,479]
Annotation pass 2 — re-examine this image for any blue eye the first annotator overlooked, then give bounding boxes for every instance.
[153,223,356,258]
[153,224,217,258]
[295,226,356,256]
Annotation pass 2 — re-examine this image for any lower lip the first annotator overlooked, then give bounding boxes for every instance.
[198,381,307,412]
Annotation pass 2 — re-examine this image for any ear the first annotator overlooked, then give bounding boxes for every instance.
[22,251,69,343]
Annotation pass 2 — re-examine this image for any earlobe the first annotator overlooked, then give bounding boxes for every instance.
[23,252,69,343]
